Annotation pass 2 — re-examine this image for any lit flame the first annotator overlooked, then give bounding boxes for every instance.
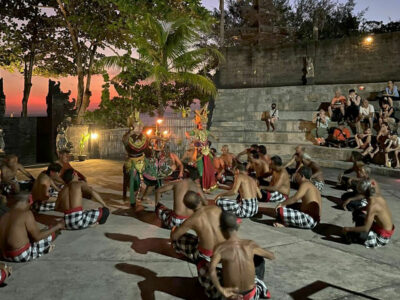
[157,119,163,124]
[364,36,373,43]
[91,133,99,140]
[163,130,169,137]
[146,129,153,136]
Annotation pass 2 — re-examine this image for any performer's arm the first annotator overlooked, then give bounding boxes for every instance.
[213,176,240,201]
[276,184,306,209]
[26,211,64,242]
[343,204,375,233]
[18,164,34,180]
[253,242,275,260]
[155,182,175,205]
[170,217,194,241]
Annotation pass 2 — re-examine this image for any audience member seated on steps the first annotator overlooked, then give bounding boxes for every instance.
[383,80,399,101]
[329,121,352,148]
[260,156,290,203]
[338,151,370,190]
[0,155,35,195]
[55,169,109,230]
[367,122,391,163]
[300,154,324,192]
[155,166,207,229]
[209,212,274,300]
[345,90,361,127]
[355,128,372,150]
[328,90,346,122]
[273,166,321,229]
[170,191,225,299]
[384,133,400,168]
[311,109,330,145]
[379,101,396,129]
[0,263,12,285]
[261,103,279,132]
[0,193,64,262]
[31,163,62,213]
[214,163,261,218]
[343,180,395,248]
[359,99,375,130]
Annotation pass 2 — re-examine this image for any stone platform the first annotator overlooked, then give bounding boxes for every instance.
[209,84,400,178]
[1,159,399,299]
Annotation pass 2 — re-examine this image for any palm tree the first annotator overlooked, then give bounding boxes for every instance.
[102,15,223,116]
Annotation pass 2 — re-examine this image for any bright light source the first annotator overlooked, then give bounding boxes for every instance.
[358,85,365,91]
[146,129,153,136]
[364,36,373,43]
[163,130,168,136]
[91,133,99,140]
[157,119,163,124]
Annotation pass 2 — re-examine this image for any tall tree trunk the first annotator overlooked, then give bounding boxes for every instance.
[156,83,164,117]
[219,0,225,45]
[21,52,35,117]
[77,44,97,122]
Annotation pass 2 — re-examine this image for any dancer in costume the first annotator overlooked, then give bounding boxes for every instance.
[186,104,217,193]
[122,110,150,207]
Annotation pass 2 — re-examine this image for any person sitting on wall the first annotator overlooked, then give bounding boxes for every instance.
[0,155,35,195]
[311,109,330,145]
[328,90,346,122]
[262,103,279,132]
[383,81,399,101]
[359,99,375,130]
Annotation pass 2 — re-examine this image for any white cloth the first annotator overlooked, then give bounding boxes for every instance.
[316,116,330,128]
[359,104,375,117]
[270,109,279,119]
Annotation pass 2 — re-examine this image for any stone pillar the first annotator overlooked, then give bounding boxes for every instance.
[0,78,6,118]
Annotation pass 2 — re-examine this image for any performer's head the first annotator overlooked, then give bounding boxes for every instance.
[183,191,203,210]
[220,211,240,239]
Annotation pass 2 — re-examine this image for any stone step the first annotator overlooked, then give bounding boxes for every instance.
[211,120,314,132]
[212,130,313,144]
[212,110,315,122]
[214,99,318,112]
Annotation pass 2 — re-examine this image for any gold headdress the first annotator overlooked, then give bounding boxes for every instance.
[127,109,143,129]
[194,103,209,125]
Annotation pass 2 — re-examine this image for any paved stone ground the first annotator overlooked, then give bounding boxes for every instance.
[1,159,399,300]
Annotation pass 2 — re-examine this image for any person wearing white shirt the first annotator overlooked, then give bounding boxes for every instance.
[359,99,375,130]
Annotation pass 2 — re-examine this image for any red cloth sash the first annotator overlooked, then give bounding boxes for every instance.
[3,242,30,258]
[372,224,395,238]
[242,287,257,300]
[64,206,83,214]
[171,211,189,220]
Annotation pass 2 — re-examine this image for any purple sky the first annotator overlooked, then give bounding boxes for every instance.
[201,0,400,23]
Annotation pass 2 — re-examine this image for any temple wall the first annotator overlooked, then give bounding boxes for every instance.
[216,32,400,89]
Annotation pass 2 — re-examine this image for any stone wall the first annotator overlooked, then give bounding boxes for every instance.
[216,32,400,89]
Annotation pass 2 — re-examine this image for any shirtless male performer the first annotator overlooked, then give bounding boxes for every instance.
[273,167,321,229]
[155,166,207,229]
[283,146,305,177]
[55,169,109,230]
[210,212,274,300]
[214,163,261,218]
[300,153,325,192]
[54,150,86,183]
[171,191,226,299]
[248,151,270,186]
[0,193,64,262]
[31,163,62,212]
[260,156,290,203]
[0,154,35,195]
[343,179,395,248]
[220,145,236,171]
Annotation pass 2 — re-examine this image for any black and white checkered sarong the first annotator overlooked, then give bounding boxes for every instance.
[216,198,258,218]
[261,190,288,203]
[64,208,102,230]
[277,207,318,229]
[364,225,395,248]
[156,203,188,229]
[311,180,324,192]
[31,201,56,213]
[3,233,54,262]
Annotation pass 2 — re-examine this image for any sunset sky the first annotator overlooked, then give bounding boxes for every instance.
[1,0,399,116]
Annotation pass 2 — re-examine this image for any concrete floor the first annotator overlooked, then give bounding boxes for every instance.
[1,159,399,300]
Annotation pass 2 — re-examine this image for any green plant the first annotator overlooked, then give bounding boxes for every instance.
[79,133,90,155]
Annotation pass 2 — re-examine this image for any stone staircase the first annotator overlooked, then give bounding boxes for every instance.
[209,84,400,178]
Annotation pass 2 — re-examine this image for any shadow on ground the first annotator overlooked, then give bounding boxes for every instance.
[115,263,207,300]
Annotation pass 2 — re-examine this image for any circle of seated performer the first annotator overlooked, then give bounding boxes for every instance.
[0,154,35,195]
[55,169,109,230]
[300,154,324,192]
[0,263,12,285]
[214,163,261,218]
[343,180,395,248]
[209,212,274,300]
[260,156,290,203]
[272,167,321,229]
[0,193,64,262]
[155,166,207,229]
[170,191,225,299]
[31,163,62,213]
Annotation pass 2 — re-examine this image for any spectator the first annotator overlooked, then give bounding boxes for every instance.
[328,90,346,122]
[345,90,361,132]
[379,102,395,128]
[383,81,399,100]
[311,109,330,145]
[355,128,372,150]
[330,121,352,148]
[262,103,279,132]
[359,98,375,130]
[368,122,390,163]
[384,133,400,168]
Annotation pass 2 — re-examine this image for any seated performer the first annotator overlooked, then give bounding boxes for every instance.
[31,163,62,212]
[0,263,12,285]
[274,167,321,229]
[236,144,259,164]
[343,180,395,248]
[210,212,274,300]
[284,146,305,177]
[155,166,207,229]
[248,151,270,186]
[338,151,369,190]
[171,191,225,299]
[220,145,236,171]
[54,150,86,183]
[0,193,64,262]
[214,163,261,218]
[55,169,109,230]
[0,154,35,195]
[300,154,324,192]
[260,156,290,203]
[258,145,271,165]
